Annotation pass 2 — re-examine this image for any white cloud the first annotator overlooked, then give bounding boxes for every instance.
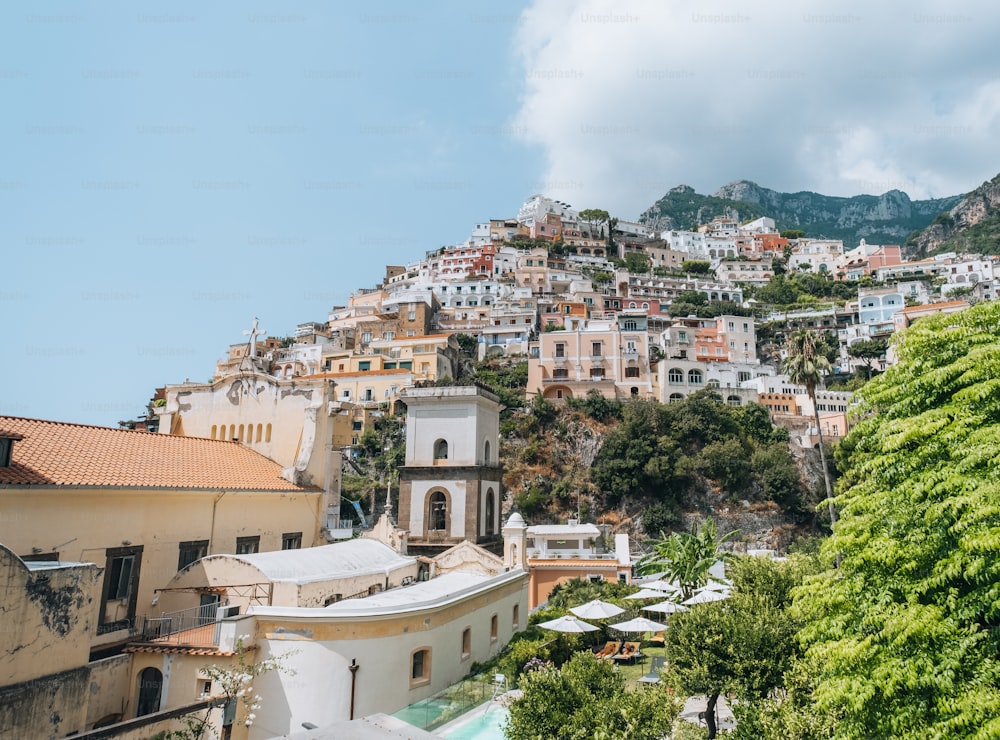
[512,0,1000,214]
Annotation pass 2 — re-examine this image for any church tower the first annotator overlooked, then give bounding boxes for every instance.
[397,385,503,556]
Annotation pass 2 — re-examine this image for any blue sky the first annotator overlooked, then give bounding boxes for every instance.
[5,1,999,426]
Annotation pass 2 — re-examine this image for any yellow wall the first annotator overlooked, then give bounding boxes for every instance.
[0,488,324,646]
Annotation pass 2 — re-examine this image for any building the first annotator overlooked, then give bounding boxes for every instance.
[0,544,134,737]
[502,515,633,609]
[526,313,657,402]
[396,386,504,557]
[0,416,327,659]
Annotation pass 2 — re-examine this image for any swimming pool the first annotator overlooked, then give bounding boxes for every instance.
[437,703,510,739]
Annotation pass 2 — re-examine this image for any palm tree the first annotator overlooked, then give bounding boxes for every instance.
[782,330,836,527]
[638,519,738,600]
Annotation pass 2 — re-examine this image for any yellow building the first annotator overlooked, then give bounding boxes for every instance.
[0,416,327,660]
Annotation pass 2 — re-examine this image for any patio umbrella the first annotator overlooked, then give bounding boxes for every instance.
[643,600,689,614]
[570,599,625,620]
[537,615,599,633]
[611,616,669,633]
[683,589,730,605]
[695,579,731,593]
[625,589,668,600]
[644,580,684,595]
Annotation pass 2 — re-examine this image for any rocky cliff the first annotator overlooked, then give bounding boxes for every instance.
[639,180,962,247]
[904,172,1000,257]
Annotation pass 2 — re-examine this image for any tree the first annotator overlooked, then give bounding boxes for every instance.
[665,581,800,738]
[681,259,713,275]
[577,208,611,240]
[505,651,679,740]
[793,301,1000,738]
[623,251,651,274]
[782,331,836,529]
[637,518,738,600]
[846,337,888,379]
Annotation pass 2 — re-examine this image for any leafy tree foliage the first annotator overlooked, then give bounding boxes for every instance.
[783,331,836,526]
[623,251,651,273]
[637,518,738,599]
[505,652,680,740]
[846,337,887,378]
[681,259,713,275]
[794,301,1000,738]
[664,562,803,738]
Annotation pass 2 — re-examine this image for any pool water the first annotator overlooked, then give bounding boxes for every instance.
[438,704,510,739]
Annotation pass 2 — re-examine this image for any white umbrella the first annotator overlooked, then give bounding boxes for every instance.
[537,615,600,633]
[683,589,730,605]
[643,600,689,614]
[610,616,668,633]
[645,580,684,594]
[570,599,625,620]
[695,579,731,593]
[625,589,668,600]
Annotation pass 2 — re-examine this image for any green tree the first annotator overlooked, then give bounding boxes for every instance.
[637,518,738,599]
[665,587,799,738]
[782,331,835,528]
[577,208,611,240]
[793,301,1000,738]
[681,259,713,275]
[505,651,679,740]
[846,337,887,379]
[623,251,651,273]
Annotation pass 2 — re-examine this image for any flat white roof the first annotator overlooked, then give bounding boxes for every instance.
[527,524,600,537]
[208,540,415,585]
[325,572,489,610]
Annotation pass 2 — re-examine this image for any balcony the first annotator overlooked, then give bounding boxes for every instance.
[130,602,225,648]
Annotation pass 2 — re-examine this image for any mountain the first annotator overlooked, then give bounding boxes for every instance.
[904,173,1000,257]
[638,181,963,247]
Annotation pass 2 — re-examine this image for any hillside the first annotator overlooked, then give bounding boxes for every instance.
[639,180,962,246]
[904,172,1000,257]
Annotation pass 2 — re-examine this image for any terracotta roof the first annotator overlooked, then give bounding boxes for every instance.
[0,416,318,491]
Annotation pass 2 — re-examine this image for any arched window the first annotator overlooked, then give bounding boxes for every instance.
[688,369,703,385]
[485,488,496,535]
[668,368,684,384]
[136,668,162,717]
[484,440,491,465]
[430,492,447,531]
[210,425,217,440]
[513,604,520,629]
[707,379,720,388]
[433,439,448,461]
[727,395,741,406]
[256,423,262,442]
[669,393,684,403]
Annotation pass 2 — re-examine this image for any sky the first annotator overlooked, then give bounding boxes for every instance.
[4,0,999,426]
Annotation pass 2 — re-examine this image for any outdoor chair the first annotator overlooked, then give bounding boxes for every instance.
[612,641,642,664]
[594,640,621,659]
[647,631,665,648]
[637,655,666,684]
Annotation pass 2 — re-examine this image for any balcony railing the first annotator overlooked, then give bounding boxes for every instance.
[131,602,221,646]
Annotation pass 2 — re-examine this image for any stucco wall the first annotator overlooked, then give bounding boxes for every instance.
[0,489,323,635]
[86,654,131,727]
[0,546,101,685]
[245,573,529,738]
[0,665,90,739]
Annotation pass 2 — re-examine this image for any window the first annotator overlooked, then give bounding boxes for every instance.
[484,440,491,465]
[668,368,683,384]
[236,536,259,555]
[552,368,568,379]
[491,614,499,641]
[554,343,565,358]
[433,439,448,460]
[669,393,683,403]
[100,545,143,630]
[513,604,520,629]
[282,532,302,550]
[430,492,448,531]
[358,360,371,371]
[485,488,496,534]
[408,310,416,320]
[622,319,638,331]
[462,627,472,658]
[410,648,431,687]
[688,369,703,385]
[178,540,208,571]
[591,341,602,356]
[727,395,741,406]
[625,366,640,378]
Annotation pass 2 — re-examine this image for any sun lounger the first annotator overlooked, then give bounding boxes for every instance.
[612,641,642,663]
[646,631,665,648]
[594,640,621,659]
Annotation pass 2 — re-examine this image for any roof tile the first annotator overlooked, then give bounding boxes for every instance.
[0,416,318,491]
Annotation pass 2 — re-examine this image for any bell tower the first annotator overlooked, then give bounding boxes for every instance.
[397,385,503,556]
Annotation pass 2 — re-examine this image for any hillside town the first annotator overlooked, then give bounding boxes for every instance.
[2,192,998,739]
